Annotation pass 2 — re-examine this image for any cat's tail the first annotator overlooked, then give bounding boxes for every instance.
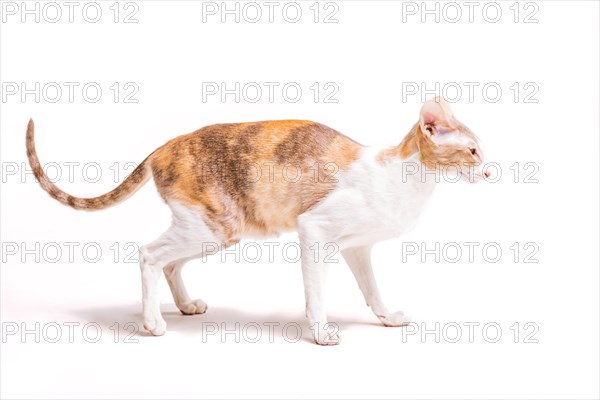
[26,119,152,211]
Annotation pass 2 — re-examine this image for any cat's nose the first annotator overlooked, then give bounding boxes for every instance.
[484,171,491,178]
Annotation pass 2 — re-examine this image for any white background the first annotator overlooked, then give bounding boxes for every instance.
[1,1,599,399]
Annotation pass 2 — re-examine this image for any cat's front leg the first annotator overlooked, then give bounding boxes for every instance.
[298,219,341,346]
[342,245,411,327]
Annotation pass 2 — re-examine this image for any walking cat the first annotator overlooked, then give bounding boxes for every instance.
[26,97,487,345]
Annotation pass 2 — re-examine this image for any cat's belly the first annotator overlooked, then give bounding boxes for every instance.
[240,217,298,239]
[336,228,403,249]
[335,215,416,249]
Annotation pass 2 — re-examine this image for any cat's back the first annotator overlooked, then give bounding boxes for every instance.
[183,119,359,158]
[152,119,362,181]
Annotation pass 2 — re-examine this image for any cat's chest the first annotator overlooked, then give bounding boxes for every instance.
[362,182,432,231]
[332,197,429,249]
[331,161,436,245]
[301,148,436,247]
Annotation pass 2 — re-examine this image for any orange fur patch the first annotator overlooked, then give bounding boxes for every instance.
[149,120,362,238]
[377,121,481,170]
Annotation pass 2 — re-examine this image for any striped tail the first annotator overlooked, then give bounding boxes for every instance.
[26,119,152,211]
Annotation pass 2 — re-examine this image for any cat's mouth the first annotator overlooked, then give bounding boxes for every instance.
[461,170,490,183]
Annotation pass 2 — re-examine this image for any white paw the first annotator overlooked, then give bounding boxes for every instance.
[178,299,208,315]
[143,315,167,336]
[315,331,341,346]
[312,324,342,346]
[379,311,411,327]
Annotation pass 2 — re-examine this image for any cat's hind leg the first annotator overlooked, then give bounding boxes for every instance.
[139,202,224,336]
[163,240,238,315]
[164,258,207,315]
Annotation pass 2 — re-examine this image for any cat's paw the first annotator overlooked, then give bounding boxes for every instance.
[379,311,411,327]
[313,328,342,346]
[179,299,208,315]
[143,316,167,336]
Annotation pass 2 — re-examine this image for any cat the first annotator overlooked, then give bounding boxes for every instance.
[26,96,487,345]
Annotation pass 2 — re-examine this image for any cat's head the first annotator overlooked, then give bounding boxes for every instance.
[416,97,488,182]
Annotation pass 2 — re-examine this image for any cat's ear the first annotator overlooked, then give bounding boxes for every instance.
[419,97,454,137]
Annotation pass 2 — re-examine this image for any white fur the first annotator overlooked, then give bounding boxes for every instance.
[295,147,436,344]
[139,148,437,344]
[430,129,472,147]
[139,202,222,335]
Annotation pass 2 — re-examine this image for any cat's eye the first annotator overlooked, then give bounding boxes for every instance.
[469,148,477,156]
[426,126,434,134]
